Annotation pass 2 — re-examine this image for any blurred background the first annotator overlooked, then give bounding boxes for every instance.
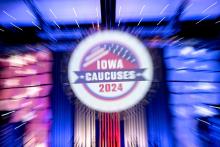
[0,0,220,147]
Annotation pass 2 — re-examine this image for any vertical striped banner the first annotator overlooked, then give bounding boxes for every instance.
[74,101,96,147]
[123,105,148,147]
[99,113,121,147]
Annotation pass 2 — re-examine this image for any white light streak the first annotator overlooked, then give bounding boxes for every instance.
[139,5,146,15]
[49,8,57,19]
[3,10,16,20]
[157,16,166,25]
[195,106,216,117]
[32,21,41,30]
[96,7,99,18]
[196,15,210,24]
[137,17,143,26]
[172,37,184,44]
[1,111,15,117]
[72,8,80,28]
[74,19,80,28]
[10,22,23,31]
[209,106,220,109]
[14,122,26,130]
[197,118,211,125]
[92,21,95,29]
[118,18,121,27]
[26,10,36,19]
[183,3,193,13]
[22,111,36,122]
[118,6,122,16]
[53,20,60,29]
[215,20,220,24]
[73,7,78,17]
[160,4,170,15]
[192,49,207,55]
[202,1,218,14]
[96,7,100,29]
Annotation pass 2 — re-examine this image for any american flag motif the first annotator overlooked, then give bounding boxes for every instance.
[83,43,137,68]
[100,43,137,64]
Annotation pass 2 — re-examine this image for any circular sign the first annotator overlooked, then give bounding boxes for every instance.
[68,30,153,112]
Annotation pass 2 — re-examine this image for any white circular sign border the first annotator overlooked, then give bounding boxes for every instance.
[68,30,153,112]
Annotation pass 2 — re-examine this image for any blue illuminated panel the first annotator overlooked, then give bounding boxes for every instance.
[0,0,101,26]
[116,0,220,22]
[0,0,37,26]
[35,0,101,24]
[165,43,220,146]
[181,0,220,20]
[116,0,179,22]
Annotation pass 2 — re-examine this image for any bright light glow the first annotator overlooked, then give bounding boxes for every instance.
[180,46,194,55]
[12,87,42,99]
[185,83,216,90]
[4,79,20,87]
[180,47,207,56]
[35,143,47,147]
[196,83,216,90]
[27,87,42,97]
[22,111,36,122]
[23,54,37,64]
[194,106,216,116]
[7,55,27,67]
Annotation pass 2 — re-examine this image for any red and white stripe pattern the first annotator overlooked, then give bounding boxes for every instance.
[99,112,121,147]
[83,47,109,68]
